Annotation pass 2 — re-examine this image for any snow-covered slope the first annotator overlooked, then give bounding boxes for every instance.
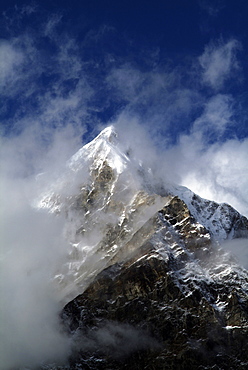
[172,185,248,240]
[36,126,167,302]
[35,126,248,304]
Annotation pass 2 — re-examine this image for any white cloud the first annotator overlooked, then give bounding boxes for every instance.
[0,138,74,369]
[160,130,248,218]
[0,40,24,88]
[199,39,241,90]
[221,239,248,269]
[193,94,234,139]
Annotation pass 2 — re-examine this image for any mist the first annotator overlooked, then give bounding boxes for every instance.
[220,239,248,270]
[0,125,84,369]
[72,321,161,359]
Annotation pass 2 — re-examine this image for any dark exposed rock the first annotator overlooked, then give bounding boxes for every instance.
[61,196,248,369]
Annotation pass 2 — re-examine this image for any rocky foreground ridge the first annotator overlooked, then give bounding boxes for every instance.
[38,127,248,369]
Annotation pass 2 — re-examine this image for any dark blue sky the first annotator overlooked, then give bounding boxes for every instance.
[1,0,248,142]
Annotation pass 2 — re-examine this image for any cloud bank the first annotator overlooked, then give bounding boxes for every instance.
[0,126,83,369]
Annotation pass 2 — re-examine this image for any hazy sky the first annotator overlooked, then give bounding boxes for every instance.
[0,1,248,368]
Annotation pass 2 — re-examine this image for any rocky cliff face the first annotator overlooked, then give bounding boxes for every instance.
[37,126,248,369]
[62,196,248,369]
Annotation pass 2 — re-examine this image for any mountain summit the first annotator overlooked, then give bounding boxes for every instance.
[37,126,248,369]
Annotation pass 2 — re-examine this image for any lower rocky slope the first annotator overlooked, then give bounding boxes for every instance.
[61,196,248,369]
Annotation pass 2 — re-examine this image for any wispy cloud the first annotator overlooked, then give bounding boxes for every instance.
[199,38,241,90]
[0,140,73,368]
[0,12,95,139]
[107,63,202,145]
[106,51,247,217]
[199,0,225,17]
[0,40,25,94]
[73,321,160,359]
[193,94,234,140]
[101,37,248,217]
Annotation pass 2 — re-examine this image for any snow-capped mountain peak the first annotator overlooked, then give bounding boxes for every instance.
[35,126,248,304]
[68,125,127,174]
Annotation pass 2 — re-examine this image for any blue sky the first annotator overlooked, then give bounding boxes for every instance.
[0,0,248,215]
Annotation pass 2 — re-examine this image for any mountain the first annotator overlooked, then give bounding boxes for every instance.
[37,126,248,369]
